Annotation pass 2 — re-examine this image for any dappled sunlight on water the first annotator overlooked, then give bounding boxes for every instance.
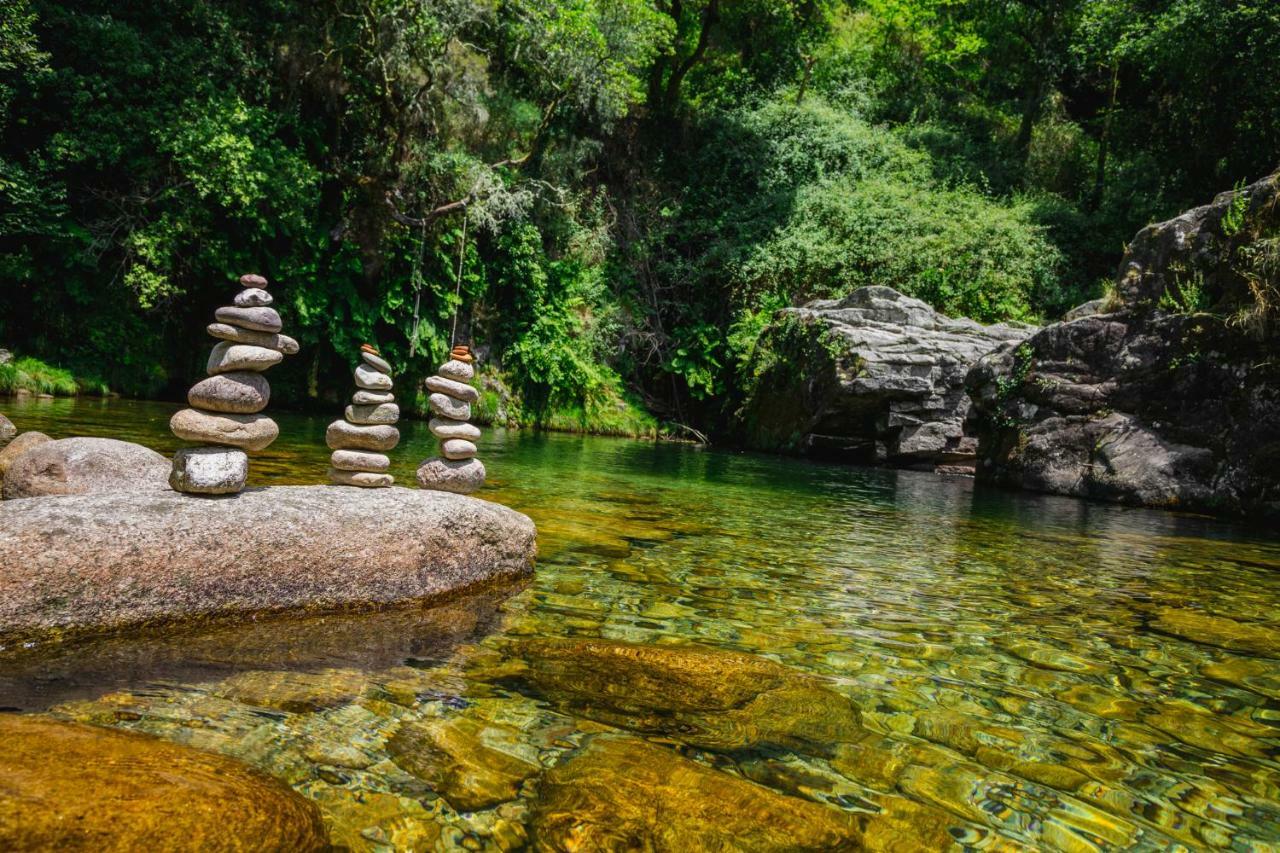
[4,397,1280,850]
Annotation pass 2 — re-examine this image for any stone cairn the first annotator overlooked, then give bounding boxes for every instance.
[416,344,485,494]
[326,344,400,488]
[169,274,297,494]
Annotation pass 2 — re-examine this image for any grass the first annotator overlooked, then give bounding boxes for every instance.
[0,356,109,396]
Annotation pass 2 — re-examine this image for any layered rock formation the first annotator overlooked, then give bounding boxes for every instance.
[169,273,297,494]
[738,286,1035,470]
[417,345,485,494]
[967,172,1280,517]
[2,437,168,499]
[327,344,399,487]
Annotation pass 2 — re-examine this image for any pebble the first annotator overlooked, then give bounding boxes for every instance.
[429,418,481,441]
[328,468,395,488]
[424,375,479,403]
[188,371,271,414]
[361,351,392,373]
[345,403,400,425]
[416,457,485,495]
[170,408,280,451]
[239,273,268,288]
[330,450,390,473]
[169,447,248,494]
[352,390,394,405]
[437,359,475,382]
[234,288,273,307]
[325,420,400,452]
[214,305,282,333]
[206,324,300,355]
[441,438,477,460]
[207,342,284,375]
[428,393,470,421]
[354,363,393,391]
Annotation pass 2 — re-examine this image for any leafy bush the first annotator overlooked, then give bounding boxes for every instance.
[0,356,106,396]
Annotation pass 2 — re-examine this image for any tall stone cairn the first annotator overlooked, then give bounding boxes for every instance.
[325,344,400,488]
[416,345,485,495]
[169,274,298,494]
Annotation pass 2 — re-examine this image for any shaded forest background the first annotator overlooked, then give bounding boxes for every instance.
[2,0,1277,436]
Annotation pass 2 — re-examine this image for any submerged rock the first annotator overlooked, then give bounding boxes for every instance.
[0,430,50,478]
[388,715,540,812]
[0,485,536,643]
[966,172,1280,517]
[531,735,954,851]
[486,638,866,754]
[214,668,369,713]
[738,286,1034,470]
[0,714,327,851]
[1150,607,1280,657]
[2,437,169,500]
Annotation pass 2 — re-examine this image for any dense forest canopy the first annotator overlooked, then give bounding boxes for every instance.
[2,0,1277,435]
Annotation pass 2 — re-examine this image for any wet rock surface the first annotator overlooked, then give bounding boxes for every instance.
[0,714,327,851]
[0,485,536,643]
[1,436,169,499]
[388,715,540,812]
[967,172,1280,517]
[739,286,1034,470]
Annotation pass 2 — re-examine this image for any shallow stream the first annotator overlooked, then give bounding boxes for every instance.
[3,396,1280,850]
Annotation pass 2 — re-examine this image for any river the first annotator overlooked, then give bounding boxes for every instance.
[3,395,1280,850]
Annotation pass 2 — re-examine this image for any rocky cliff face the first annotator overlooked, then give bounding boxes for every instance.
[967,172,1280,517]
[738,287,1035,470]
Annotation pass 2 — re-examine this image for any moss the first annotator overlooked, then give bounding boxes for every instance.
[0,356,109,397]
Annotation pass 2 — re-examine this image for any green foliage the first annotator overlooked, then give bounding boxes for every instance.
[1158,268,1209,315]
[0,356,105,396]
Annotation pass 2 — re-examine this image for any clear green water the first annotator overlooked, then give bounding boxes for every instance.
[3,396,1280,850]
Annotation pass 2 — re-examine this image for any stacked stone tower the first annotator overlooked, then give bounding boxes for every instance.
[326,344,400,487]
[416,345,485,494]
[169,273,297,494]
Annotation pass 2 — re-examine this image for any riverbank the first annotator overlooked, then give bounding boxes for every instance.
[0,354,109,397]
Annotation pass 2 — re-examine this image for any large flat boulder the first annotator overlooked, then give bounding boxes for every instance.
[2,436,169,499]
[738,286,1034,470]
[0,485,536,644]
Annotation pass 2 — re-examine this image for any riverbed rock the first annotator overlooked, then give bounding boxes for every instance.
[206,341,284,375]
[188,371,271,414]
[438,359,475,382]
[738,286,1035,470]
[234,287,273,307]
[206,323,301,354]
[429,392,470,421]
[388,715,540,812]
[0,485,536,643]
[484,638,866,754]
[0,714,327,851]
[441,438,477,460]
[214,667,369,713]
[0,430,51,478]
[214,305,282,333]
[328,468,395,488]
[2,437,168,500]
[170,407,279,451]
[330,449,391,472]
[417,457,485,495]
[531,736,949,851]
[326,419,399,452]
[0,413,14,447]
[425,374,480,403]
[345,402,400,425]
[354,363,393,391]
[168,447,248,494]
[966,172,1280,517]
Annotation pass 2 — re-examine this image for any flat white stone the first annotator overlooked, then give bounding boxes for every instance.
[329,468,394,488]
[352,390,394,405]
[425,374,479,403]
[345,403,399,425]
[330,450,390,473]
[207,342,283,375]
[325,420,399,452]
[441,438,477,460]
[429,418,481,441]
[206,323,300,354]
[437,359,475,382]
[214,306,282,333]
[354,363,393,391]
[170,409,279,451]
[428,393,469,421]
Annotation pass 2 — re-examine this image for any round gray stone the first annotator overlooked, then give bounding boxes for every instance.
[329,468,394,488]
[416,457,485,495]
[345,403,399,426]
[330,450,390,473]
[428,393,470,421]
[207,342,283,375]
[441,438,477,460]
[354,363,393,391]
[207,324,300,355]
[170,408,279,451]
[424,374,479,403]
[325,420,399,452]
[214,306,282,333]
[362,351,392,373]
[169,447,248,495]
[428,418,481,441]
[234,288,273,307]
[188,372,271,414]
[352,390,394,405]
[437,359,474,382]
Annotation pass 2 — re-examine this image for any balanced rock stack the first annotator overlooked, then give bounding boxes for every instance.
[169,274,297,494]
[416,345,485,495]
[326,344,399,488]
